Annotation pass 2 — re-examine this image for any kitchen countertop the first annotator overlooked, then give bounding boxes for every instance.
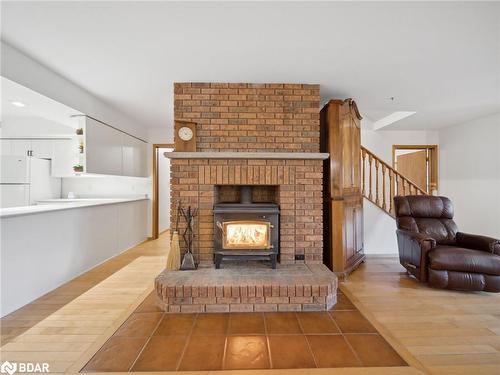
[0,197,149,219]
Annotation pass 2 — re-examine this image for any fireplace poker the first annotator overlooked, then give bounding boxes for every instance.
[180,205,197,270]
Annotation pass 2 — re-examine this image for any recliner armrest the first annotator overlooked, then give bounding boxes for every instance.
[456,232,500,255]
[396,229,436,281]
[397,229,436,246]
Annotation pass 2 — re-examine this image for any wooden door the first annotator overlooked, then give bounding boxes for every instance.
[351,115,361,192]
[341,105,361,192]
[343,202,355,262]
[341,108,353,190]
[396,150,427,192]
[344,195,363,265]
[354,198,363,254]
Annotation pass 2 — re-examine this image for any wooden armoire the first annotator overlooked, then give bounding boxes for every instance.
[321,99,365,278]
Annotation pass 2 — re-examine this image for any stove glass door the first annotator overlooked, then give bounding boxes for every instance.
[221,220,271,249]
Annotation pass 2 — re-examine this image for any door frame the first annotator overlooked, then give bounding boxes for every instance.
[392,144,439,193]
[152,143,175,239]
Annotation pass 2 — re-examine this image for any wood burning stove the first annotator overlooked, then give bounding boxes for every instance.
[214,186,279,269]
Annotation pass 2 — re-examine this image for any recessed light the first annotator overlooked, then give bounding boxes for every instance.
[373,111,416,130]
[11,101,26,107]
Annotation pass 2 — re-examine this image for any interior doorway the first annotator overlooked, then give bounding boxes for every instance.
[392,145,438,194]
[152,144,174,239]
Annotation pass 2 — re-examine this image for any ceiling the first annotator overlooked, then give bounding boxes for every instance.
[1,1,499,131]
[1,77,82,129]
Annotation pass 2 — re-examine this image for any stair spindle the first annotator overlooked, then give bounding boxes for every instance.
[389,169,394,214]
[375,159,380,205]
[368,154,373,201]
[361,149,366,196]
[381,164,387,210]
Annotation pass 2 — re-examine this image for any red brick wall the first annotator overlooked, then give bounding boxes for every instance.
[170,158,323,264]
[170,82,323,264]
[174,83,320,152]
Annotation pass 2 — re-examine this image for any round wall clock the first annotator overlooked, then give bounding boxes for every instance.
[178,126,194,141]
[174,120,196,151]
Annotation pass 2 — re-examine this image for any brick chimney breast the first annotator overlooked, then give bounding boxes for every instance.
[170,83,324,264]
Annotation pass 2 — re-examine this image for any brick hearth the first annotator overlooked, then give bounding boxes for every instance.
[155,263,337,313]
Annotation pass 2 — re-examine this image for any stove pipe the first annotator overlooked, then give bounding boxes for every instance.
[240,186,252,204]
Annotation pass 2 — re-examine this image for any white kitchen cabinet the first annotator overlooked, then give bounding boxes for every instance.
[83,117,148,177]
[52,139,75,177]
[11,140,32,157]
[0,185,30,208]
[85,117,123,176]
[122,133,148,177]
[30,140,54,159]
[1,140,32,156]
[0,140,12,155]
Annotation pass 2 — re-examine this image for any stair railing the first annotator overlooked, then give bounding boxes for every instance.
[361,146,428,217]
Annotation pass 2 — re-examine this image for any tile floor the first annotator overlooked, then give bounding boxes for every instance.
[81,290,407,372]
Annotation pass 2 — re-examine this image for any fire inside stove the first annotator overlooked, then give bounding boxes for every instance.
[221,220,271,249]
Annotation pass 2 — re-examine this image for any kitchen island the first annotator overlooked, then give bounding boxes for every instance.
[0,197,150,316]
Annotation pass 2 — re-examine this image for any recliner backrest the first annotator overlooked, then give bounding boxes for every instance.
[394,195,458,245]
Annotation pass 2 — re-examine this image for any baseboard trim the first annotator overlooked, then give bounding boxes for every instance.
[364,253,399,258]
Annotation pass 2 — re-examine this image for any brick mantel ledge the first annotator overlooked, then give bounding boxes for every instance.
[164,151,329,160]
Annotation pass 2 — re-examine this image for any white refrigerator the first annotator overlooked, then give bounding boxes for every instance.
[0,156,61,208]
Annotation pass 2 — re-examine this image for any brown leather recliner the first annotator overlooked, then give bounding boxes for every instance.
[394,195,500,292]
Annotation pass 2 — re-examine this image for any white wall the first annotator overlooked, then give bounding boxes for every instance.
[148,127,174,144]
[439,113,500,239]
[361,123,439,163]
[62,175,150,199]
[158,148,173,232]
[363,200,398,255]
[361,117,440,255]
[1,42,148,141]
[61,175,152,237]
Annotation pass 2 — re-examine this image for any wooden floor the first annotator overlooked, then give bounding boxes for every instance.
[342,257,500,375]
[0,234,170,346]
[1,233,498,374]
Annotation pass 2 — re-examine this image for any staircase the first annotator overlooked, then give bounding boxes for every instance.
[360,146,428,217]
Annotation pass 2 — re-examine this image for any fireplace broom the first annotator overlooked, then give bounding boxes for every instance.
[166,200,181,270]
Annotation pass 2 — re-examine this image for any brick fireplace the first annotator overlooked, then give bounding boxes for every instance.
[170,83,325,264]
[156,82,337,313]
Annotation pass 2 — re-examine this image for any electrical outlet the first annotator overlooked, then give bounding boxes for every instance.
[295,254,305,261]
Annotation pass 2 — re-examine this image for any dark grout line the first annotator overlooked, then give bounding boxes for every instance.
[174,312,198,371]
[127,312,166,372]
[221,313,231,369]
[295,311,319,368]
[263,312,273,369]
[328,311,365,367]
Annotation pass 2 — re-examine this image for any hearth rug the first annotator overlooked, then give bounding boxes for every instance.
[80,289,408,372]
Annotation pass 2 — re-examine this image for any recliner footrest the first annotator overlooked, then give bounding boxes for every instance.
[428,269,500,292]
